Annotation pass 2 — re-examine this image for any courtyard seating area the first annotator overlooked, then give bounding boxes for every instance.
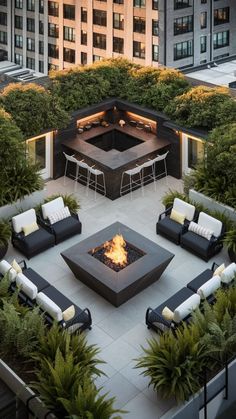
[3,175,229,419]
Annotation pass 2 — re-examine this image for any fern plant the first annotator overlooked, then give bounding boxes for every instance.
[35,193,80,215]
[33,324,104,378]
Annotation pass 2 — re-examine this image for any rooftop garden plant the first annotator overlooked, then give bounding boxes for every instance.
[165,86,236,130]
[0,219,11,259]
[0,109,43,206]
[35,193,80,215]
[1,83,69,138]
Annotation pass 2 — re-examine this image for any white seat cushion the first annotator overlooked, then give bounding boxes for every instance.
[48,206,71,225]
[197,275,221,299]
[0,260,17,282]
[198,212,222,238]
[16,273,38,300]
[173,198,195,222]
[36,292,63,322]
[173,294,200,324]
[221,263,236,284]
[42,197,64,220]
[12,209,37,234]
[188,221,213,241]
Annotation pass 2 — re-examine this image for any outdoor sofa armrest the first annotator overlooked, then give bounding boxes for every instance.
[12,230,24,240]
[64,307,92,330]
[211,261,219,272]
[71,212,81,221]
[146,307,171,329]
[18,259,27,270]
[37,213,54,234]
[158,206,173,221]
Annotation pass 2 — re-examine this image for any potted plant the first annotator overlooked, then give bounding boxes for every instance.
[0,220,11,260]
[223,228,236,263]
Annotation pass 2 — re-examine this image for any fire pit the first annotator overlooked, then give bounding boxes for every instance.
[61,222,174,307]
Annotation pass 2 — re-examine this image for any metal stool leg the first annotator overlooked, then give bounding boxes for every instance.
[63,160,68,186]
[74,163,79,191]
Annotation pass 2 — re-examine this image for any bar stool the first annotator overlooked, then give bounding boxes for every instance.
[75,159,90,191]
[141,158,156,190]
[63,152,78,187]
[153,151,169,185]
[120,165,143,199]
[87,166,106,200]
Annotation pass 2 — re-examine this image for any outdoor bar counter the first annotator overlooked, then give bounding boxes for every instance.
[62,122,171,200]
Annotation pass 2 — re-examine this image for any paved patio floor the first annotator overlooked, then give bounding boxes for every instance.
[5,176,229,419]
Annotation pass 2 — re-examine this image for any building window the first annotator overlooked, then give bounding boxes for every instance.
[174,40,193,60]
[201,0,207,3]
[93,10,107,26]
[64,26,75,42]
[27,37,35,51]
[15,34,23,48]
[27,0,35,11]
[15,15,23,29]
[113,37,124,53]
[0,31,7,44]
[93,33,106,49]
[15,53,23,65]
[26,56,35,70]
[48,43,59,58]
[39,20,44,34]
[174,0,190,10]
[134,0,145,7]
[27,18,35,32]
[39,0,44,13]
[81,52,87,65]
[152,44,159,61]
[15,0,22,8]
[174,15,193,35]
[63,47,75,63]
[113,0,124,3]
[133,41,145,59]
[133,17,146,34]
[93,55,103,62]
[39,60,44,73]
[63,4,75,20]
[200,12,207,29]
[39,40,44,54]
[213,30,229,49]
[0,0,7,5]
[48,23,59,38]
[81,8,87,23]
[152,0,158,10]
[214,7,230,26]
[48,63,59,71]
[113,13,124,30]
[48,1,59,17]
[81,30,87,45]
[0,12,7,25]
[200,35,207,53]
[152,20,159,36]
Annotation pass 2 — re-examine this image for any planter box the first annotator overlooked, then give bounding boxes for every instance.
[189,189,236,223]
[162,358,236,419]
[0,359,55,419]
[0,189,46,220]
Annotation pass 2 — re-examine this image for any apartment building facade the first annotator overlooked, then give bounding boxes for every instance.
[0,0,235,75]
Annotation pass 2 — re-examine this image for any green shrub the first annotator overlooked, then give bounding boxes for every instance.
[165,86,236,130]
[161,190,188,209]
[1,83,69,138]
[224,228,236,255]
[35,193,80,214]
[0,219,11,247]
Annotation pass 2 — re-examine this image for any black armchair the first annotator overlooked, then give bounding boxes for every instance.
[156,198,196,244]
[11,209,55,259]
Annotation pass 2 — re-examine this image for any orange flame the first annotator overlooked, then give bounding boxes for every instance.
[104,234,128,266]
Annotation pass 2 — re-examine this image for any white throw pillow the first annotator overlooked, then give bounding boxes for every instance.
[188,221,213,241]
[36,292,63,322]
[197,275,221,300]
[42,197,64,220]
[198,212,222,238]
[12,208,37,234]
[214,263,225,277]
[162,306,174,322]
[173,294,200,324]
[16,273,38,300]
[48,206,71,225]
[11,259,22,274]
[221,263,236,284]
[0,260,17,282]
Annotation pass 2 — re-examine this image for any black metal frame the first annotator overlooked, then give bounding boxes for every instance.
[156,206,192,245]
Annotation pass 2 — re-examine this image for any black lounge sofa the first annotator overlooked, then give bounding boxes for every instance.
[186,263,218,303]
[146,287,196,333]
[0,260,92,332]
[156,198,196,244]
[11,209,55,259]
[38,197,82,245]
[180,212,224,261]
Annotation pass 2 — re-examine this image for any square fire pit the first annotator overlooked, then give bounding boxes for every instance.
[61,222,174,307]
